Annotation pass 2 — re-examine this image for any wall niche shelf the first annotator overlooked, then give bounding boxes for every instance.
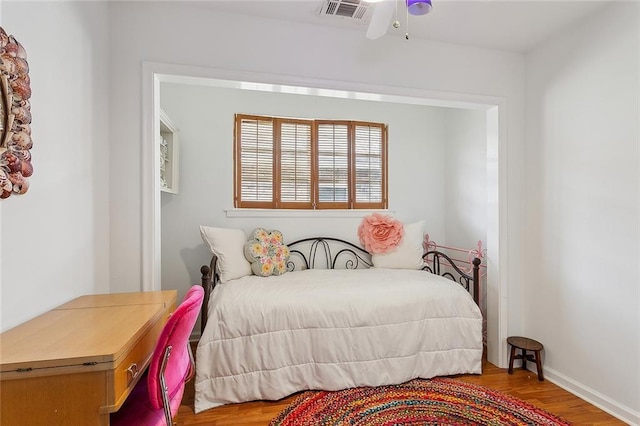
[159,109,179,194]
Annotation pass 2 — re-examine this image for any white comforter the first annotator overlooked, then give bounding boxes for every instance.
[195,268,482,413]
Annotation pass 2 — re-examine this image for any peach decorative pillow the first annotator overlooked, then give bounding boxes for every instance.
[357,213,404,254]
[244,228,290,277]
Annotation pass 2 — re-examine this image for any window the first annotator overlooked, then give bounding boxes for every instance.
[234,114,387,209]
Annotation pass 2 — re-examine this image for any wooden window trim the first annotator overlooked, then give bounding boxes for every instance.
[234,114,387,210]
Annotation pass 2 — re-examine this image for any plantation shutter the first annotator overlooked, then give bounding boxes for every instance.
[353,123,386,208]
[236,115,274,207]
[234,114,387,210]
[279,120,312,208]
[316,122,350,208]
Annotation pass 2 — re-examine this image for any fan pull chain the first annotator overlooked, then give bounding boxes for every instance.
[405,2,410,40]
[393,0,400,30]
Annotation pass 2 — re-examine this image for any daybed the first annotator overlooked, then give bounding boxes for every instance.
[194,227,483,414]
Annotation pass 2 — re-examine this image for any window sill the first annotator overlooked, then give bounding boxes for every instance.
[225,209,395,219]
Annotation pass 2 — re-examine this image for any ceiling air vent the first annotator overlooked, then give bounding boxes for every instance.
[320,0,371,21]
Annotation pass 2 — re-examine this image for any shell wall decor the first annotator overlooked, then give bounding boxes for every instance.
[0,27,32,199]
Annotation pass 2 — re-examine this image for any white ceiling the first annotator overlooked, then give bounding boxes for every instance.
[183,0,612,52]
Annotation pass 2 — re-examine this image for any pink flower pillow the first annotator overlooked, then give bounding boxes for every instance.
[244,228,290,277]
[357,213,404,254]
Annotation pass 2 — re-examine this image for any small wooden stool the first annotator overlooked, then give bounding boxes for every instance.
[507,336,544,381]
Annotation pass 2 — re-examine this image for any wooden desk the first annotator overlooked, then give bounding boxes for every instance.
[0,290,177,426]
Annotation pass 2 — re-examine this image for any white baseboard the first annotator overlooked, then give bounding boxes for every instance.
[542,366,639,426]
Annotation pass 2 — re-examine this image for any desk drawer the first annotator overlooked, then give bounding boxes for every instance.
[106,314,166,412]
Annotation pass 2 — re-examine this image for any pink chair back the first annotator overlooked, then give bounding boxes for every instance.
[147,285,204,410]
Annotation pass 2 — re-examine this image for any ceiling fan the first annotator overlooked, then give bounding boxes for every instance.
[368,0,432,39]
[319,0,432,40]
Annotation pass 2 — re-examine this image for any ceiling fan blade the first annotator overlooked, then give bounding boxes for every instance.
[366,0,396,40]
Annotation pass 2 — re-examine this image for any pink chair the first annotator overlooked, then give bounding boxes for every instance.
[111,285,204,426]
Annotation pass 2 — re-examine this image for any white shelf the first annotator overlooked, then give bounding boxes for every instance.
[159,109,179,194]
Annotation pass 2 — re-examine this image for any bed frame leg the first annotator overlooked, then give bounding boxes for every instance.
[200,264,211,336]
[472,258,481,306]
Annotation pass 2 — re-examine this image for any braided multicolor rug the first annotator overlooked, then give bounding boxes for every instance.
[270,378,571,425]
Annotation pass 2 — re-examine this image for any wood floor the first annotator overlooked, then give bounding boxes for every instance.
[175,357,624,425]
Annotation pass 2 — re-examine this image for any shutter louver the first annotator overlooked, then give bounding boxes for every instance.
[280,121,312,206]
[354,124,383,203]
[240,117,273,203]
[317,123,349,205]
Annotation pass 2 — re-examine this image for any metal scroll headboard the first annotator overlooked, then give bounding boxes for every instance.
[286,237,373,271]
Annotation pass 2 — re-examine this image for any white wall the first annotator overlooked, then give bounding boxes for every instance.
[159,82,452,304]
[524,2,639,422]
[0,2,110,331]
[443,108,487,250]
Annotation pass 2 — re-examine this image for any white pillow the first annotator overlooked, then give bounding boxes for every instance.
[371,221,425,269]
[199,226,252,282]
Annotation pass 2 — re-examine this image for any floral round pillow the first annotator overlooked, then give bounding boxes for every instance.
[244,228,290,277]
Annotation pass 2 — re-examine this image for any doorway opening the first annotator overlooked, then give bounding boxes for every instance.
[141,62,509,368]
